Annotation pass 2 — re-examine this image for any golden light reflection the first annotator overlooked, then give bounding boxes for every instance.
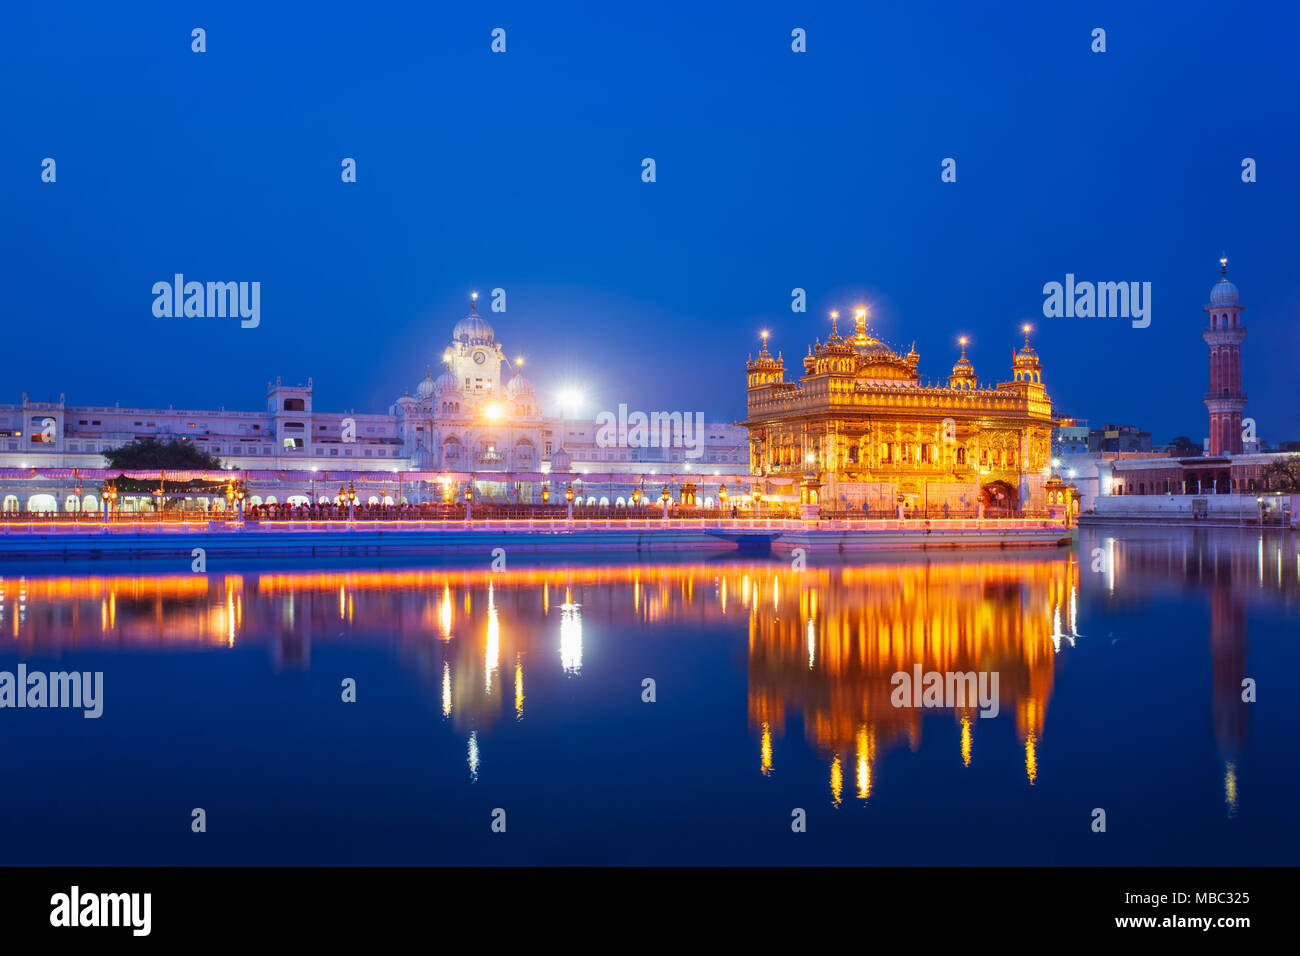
[514,656,524,721]
[830,755,843,807]
[440,584,453,639]
[855,726,874,801]
[7,546,1265,807]
[760,721,773,777]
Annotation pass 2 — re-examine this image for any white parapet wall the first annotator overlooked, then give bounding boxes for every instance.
[1090,493,1297,526]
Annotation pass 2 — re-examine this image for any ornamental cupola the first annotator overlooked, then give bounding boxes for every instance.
[949,337,977,389]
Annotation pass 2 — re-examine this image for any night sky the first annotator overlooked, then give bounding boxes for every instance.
[4,1,1298,443]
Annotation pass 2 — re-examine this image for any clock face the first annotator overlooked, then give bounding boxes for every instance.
[473,350,487,365]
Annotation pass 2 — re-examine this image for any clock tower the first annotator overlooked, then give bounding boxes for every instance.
[446,293,506,397]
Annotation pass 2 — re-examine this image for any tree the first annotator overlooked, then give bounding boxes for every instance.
[1166,435,1201,457]
[104,438,222,471]
[1262,455,1300,493]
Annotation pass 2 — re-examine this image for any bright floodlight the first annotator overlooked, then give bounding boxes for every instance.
[558,388,583,412]
[483,403,503,420]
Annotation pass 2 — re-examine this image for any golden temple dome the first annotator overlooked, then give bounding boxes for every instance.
[948,337,977,388]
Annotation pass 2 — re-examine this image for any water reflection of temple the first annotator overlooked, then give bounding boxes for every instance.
[4,539,1284,803]
[747,560,1081,799]
[3,558,1085,792]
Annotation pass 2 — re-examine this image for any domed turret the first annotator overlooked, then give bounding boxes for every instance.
[416,366,436,400]
[505,359,534,397]
[453,294,495,345]
[1209,256,1239,306]
[1012,325,1042,383]
[949,337,977,389]
[434,370,458,394]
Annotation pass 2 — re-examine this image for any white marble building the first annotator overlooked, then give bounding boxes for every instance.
[0,298,748,508]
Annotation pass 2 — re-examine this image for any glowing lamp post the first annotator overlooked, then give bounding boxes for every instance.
[224,481,235,521]
[719,484,728,515]
[660,484,671,519]
[102,482,117,524]
[442,485,452,505]
[632,487,641,507]
[565,483,574,520]
[542,485,550,505]
[464,484,473,521]
[345,482,357,522]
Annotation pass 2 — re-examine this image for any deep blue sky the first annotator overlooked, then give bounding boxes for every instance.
[3,1,1298,443]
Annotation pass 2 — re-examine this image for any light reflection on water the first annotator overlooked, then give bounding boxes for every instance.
[1,525,1296,864]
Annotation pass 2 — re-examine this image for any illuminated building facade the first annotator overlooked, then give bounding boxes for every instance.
[0,295,747,510]
[745,308,1056,511]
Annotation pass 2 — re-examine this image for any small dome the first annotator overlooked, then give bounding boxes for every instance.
[1014,346,1040,366]
[951,356,974,375]
[505,372,534,397]
[1210,277,1239,307]
[434,371,458,394]
[416,367,436,400]
[453,300,494,344]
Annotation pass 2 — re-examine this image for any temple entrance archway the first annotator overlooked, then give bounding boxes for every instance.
[980,481,1018,514]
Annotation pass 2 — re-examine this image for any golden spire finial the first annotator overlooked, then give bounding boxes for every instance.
[470,291,478,311]
[830,310,839,337]
[958,336,968,359]
[1220,254,1228,276]
[1022,323,1032,348]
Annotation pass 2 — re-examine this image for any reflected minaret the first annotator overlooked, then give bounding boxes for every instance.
[1210,573,1248,818]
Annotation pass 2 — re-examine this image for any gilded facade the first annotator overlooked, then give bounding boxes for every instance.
[745,308,1056,511]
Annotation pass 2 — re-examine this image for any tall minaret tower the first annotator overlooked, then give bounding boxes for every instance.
[1203,256,1247,456]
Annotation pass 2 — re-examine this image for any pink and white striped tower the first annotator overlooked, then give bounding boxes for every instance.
[1203,256,1247,456]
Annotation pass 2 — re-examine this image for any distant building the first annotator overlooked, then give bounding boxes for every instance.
[1052,418,1090,454]
[1089,424,1151,454]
